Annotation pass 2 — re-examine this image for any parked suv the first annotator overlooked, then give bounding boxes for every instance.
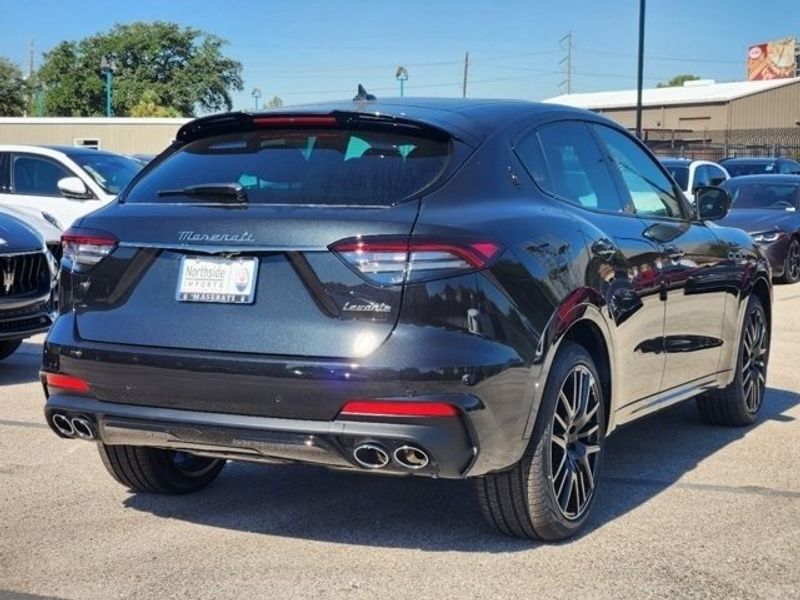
[660,158,729,203]
[721,156,800,177]
[0,145,142,229]
[0,212,57,360]
[42,99,772,540]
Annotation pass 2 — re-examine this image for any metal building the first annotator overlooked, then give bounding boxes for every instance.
[0,117,190,154]
[545,78,800,132]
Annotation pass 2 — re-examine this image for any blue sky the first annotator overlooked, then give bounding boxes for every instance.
[1,0,798,111]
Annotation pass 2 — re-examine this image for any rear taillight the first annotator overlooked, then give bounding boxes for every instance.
[61,227,117,270]
[44,373,90,393]
[330,236,502,285]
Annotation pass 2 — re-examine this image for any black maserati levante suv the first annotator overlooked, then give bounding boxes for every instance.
[0,213,57,360]
[42,98,772,540]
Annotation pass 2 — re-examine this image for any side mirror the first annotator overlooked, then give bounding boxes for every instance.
[57,177,92,200]
[695,186,732,221]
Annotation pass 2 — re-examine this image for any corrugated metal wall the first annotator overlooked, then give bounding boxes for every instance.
[728,81,800,128]
[0,118,190,154]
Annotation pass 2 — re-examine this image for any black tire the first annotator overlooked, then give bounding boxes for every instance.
[0,339,22,361]
[97,444,225,494]
[697,295,769,427]
[476,341,606,541]
[779,238,800,284]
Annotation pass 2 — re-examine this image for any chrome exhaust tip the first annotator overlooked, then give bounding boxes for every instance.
[52,413,75,437]
[353,444,390,469]
[71,416,95,440]
[393,445,430,470]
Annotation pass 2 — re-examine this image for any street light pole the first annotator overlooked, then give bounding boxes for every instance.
[395,66,409,97]
[251,88,262,111]
[100,57,116,117]
[635,0,646,139]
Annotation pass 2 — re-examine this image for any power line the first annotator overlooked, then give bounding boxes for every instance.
[575,47,742,65]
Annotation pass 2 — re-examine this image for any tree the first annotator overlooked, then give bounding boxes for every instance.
[130,89,183,117]
[265,96,284,108]
[37,21,243,117]
[656,74,701,88]
[0,56,27,116]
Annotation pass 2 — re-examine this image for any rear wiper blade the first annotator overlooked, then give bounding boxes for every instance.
[157,183,248,204]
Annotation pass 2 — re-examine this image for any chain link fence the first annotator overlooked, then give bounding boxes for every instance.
[644,128,800,162]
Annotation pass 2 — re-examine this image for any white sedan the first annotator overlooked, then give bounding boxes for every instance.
[0,145,142,230]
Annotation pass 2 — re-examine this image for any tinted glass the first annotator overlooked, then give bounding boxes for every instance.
[663,164,689,190]
[724,181,799,209]
[694,165,712,188]
[594,125,683,218]
[126,128,450,206]
[535,122,623,211]
[514,132,551,190]
[779,160,800,175]
[707,165,727,186]
[68,152,142,195]
[724,162,775,176]
[11,155,72,196]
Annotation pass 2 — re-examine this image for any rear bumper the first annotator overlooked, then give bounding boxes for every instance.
[44,393,477,478]
[42,314,539,477]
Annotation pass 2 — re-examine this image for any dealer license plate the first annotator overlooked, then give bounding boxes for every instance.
[176,256,258,304]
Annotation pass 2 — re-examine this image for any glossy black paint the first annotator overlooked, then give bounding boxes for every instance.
[43,98,772,477]
[0,213,55,341]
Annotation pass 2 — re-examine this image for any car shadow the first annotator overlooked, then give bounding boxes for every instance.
[0,341,43,385]
[123,386,799,552]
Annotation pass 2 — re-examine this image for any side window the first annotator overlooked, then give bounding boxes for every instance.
[11,154,72,197]
[779,161,800,175]
[513,131,551,191]
[693,165,711,189]
[533,122,624,212]
[707,165,727,186]
[593,125,684,219]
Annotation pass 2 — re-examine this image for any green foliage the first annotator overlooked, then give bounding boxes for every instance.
[265,96,284,108]
[656,74,701,88]
[38,21,243,117]
[0,56,27,116]
[129,89,183,117]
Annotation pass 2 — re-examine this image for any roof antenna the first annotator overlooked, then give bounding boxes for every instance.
[353,84,377,102]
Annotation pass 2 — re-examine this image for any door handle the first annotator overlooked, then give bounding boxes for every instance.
[664,245,685,261]
[591,239,616,260]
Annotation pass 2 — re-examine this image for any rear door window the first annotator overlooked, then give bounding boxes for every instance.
[125,128,451,206]
[529,122,624,212]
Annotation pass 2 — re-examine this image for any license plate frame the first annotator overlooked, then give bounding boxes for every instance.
[176,256,259,304]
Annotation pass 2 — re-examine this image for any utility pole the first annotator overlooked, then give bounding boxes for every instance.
[635,0,646,139]
[100,57,117,117]
[462,51,469,98]
[28,37,34,78]
[559,32,573,94]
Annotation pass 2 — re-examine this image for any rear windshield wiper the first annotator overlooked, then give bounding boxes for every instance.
[157,182,248,204]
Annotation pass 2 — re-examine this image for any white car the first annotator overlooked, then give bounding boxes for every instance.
[659,158,730,204]
[0,145,142,229]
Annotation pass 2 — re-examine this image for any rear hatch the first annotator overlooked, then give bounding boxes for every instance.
[71,115,459,359]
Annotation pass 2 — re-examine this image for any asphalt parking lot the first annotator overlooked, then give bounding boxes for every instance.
[1,288,799,600]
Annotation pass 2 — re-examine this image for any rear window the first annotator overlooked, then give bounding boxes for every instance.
[125,128,451,206]
[724,162,775,177]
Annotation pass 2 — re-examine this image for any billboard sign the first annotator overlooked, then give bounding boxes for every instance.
[747,37,798,80]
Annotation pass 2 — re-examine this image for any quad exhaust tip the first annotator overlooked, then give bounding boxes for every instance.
[71,416,96,440]
[353,444,390,469]
[393,445,430,470]
[51,413,75,437]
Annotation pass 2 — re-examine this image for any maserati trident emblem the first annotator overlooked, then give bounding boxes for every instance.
[3,268,14,293]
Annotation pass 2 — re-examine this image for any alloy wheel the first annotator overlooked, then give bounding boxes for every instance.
[169,451,222,477]
[789,242,800,281]
[549,365,602,520]
[741,307,768,413]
